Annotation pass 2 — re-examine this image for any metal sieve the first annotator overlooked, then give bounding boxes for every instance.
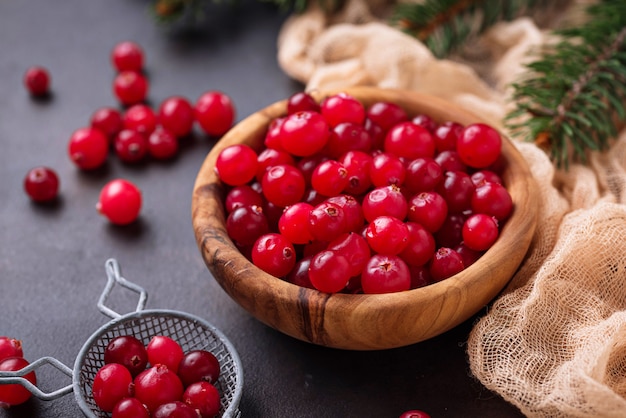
[0,258,243,417]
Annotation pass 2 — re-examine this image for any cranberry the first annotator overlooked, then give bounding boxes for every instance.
[195,91,235,137]
[287,91,320,114]
[279,111,330,157]
[429,247,464,282]
[113,71,148,106]
[153,401,198,418]
[111,41,144,72]
[320,92,365,127]
[215,144,258,187]
[23,166,60,203]
[68,127,109,170]
[23,66,50,96]
[92,363,133,412]
[177,350,221,387]
[261,164,306,208]
[104,335,148,377]
[361,254,411,294]
[91,107,124,140]
[251,233,296,278]
[0,337,23,362]
[182,381,221,418]
[148,128,179,160]
[308,250,351,293]
[134,364,184,413]
[146,335,184,373]
[0,357,37,407]
[226,205,270,246]
[457,123,502,168]
[364,215,409,255]
[114,129,148,163]
[112,397,150,418]
[384,121,435,160]
[96,179,142,225]
[366,101,408,132]
[158,96,195,138]
[278,202,315,245]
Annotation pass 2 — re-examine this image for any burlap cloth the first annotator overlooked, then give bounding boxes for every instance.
[276,2,626,416]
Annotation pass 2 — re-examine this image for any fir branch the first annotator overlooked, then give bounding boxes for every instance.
[506,0,626,168]
[389,0,563,58]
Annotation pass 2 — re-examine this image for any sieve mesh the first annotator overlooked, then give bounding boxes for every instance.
[73,309,243,418]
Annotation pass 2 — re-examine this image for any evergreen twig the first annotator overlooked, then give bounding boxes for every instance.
[505,0,626,168]
[389,0,563,58]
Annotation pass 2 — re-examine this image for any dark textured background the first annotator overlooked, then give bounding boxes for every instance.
[0,1,525,416]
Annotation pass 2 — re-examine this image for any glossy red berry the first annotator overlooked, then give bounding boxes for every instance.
[256,148,295,182]
[23,66,50,96]
[278,202,315,245]
[399,222,436,267]
[113,71,148,106]
[111,41,144,72]
[311,160,349,197]
[308,250,351,293]
[369,152,405,187]
[134,364,184,413]
[471,182,513,221]
[68,127,109,170]
[0,357,37,407]
[114,129,148,163]
[429,247,464,282]
[23,166,60,203]
[215,144,258,187]
[407,191,448,233]
[0,337,23,362]
[177,350,221,387]
[399,410,431,418]
[96,179,142,225]
[91,107,124,140]
[308,201,347,242]
[365,215,410,255]
[261,164,306,208]
[457,123,502,168]
[195,91,235,137]
[287,91,320,114]
[361,254,411,294]
[327,232,371,278]
[462,213,499,251]
[182,381,221,418]
[324,122,372,158]
[433,121,463,152]
[362,185,408,223]
[251,233,296,277]
[226,205,270,246]
[112,397,150,418]
[147,335,184,373]
[104,335,148,377]
[92,363,133,412]
[153,401,198,418]
[158,96,195,138]
[320,93,365,127]
[279,111,330,157]
[384,121,435,160]
[366,101,408,133]
[123,104,157,136]
[404,157,443,193]
[224,185,263,212]
[148,128,179,160]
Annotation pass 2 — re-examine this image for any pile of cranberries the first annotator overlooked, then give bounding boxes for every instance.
[23,40,236,226]
[216,91,513,294]
[0,336,37,408]
[92,334,222,418]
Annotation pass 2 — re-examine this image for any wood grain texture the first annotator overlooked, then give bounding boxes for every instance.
[192,87,538,350]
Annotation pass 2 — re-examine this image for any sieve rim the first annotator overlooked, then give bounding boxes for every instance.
[72,308,244,418]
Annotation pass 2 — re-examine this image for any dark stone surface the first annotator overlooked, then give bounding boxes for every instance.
[0,1,525,417]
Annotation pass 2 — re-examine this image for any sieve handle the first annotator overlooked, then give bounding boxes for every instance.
[0,356,73,401]
[98,258,148,319]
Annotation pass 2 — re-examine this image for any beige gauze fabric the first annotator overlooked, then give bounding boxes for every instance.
[277,2,626,417]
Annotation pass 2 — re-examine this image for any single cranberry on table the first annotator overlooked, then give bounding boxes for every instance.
[90,107,124,141]
[157,96,195,138]
[23,66,51,96]
[195,90,235,137]
[114,129,149,163]
[123,103,157,136]
[0,337,23,362]
[113,71,149,106]
[68,126,109,170]
[0,357,37,407]
[111,41,144,73]
[23,166,60,203]
[96,179,142,225]
[148,128,179,160]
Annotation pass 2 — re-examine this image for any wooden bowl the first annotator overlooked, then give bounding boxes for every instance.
[192,87,538,350]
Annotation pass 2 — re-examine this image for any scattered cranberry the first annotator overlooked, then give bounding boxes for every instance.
[148,128,179,160]
[68,127,109,170]
[23,166,60,203]
[114,129,148,163]
[96,179,142,225]
[90,107,124,140]
[111,41,144,73]
[0,357,37,407]
[157,96,195,138]
[23,66,50,96]
[195,91,235,137]
[0,337,23,362]
[113,70,148,106]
